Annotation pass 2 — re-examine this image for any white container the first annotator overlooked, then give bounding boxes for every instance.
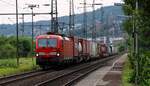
[90,42,98,58]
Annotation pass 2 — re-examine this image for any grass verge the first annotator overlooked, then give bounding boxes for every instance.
[0,57,39,77]
[122,58,133,86]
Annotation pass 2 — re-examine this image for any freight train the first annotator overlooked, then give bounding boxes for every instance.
[35,33,117,69]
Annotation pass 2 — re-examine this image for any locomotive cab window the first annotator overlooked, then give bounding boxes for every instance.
[47,39,57,47]
[38,38,57,48]
[38,39,47,47]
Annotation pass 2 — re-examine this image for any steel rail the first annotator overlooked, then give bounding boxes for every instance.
[0,69,53,85]
[35,55,119,86]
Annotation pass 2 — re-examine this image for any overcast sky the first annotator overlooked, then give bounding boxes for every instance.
[0,0,123,24]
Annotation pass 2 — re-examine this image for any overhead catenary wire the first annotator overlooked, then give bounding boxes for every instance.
[0,0,22,9]
[0,0,16,7]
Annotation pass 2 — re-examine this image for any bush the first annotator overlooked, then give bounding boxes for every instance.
[139,52,150,86]
[127,51,150,85]
[0,36,32,59]
[0,44,16,59]
[18,37,32,57]
[118,45,125,52]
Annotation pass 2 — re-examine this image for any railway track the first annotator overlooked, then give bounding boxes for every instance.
[0,69,42,81]
[35,55,119,86]
[0,69,55,86]
[0,54,120,86]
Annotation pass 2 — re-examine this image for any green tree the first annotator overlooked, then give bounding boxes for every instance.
[123,0,150,85]
[18,37,31,57]
[0,44,16,59]
[0,36,32,58]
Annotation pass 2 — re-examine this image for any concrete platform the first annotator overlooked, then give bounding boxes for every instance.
[74,54,127,86]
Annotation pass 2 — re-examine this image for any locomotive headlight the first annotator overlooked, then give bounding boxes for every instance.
[56,53,60,56]
[36,53,39,57]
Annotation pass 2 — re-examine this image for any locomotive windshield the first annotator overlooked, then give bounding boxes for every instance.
[47,39,57,47]
[38,38,57,48]
[38,39,47,47]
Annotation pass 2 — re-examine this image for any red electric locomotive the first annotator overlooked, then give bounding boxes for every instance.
[35,33,113,69]
[35,33,82,68]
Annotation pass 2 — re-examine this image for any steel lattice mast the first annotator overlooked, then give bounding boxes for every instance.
[69,0,75,36]
[83,0,87,39]
[92,0,96,41]
[51,0,58,33]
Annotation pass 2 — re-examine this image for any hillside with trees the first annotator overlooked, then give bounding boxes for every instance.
[0,6,124,38]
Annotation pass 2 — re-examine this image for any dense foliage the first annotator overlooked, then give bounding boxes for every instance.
[0,36,32,59]
[123,0,150,85]
[118,44,126,52]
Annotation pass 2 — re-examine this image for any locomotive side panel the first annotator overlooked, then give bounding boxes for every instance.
[63,38,74,60]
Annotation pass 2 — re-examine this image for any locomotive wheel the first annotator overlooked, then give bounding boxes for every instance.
[78,57,83,63]
[86,56,90,62]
